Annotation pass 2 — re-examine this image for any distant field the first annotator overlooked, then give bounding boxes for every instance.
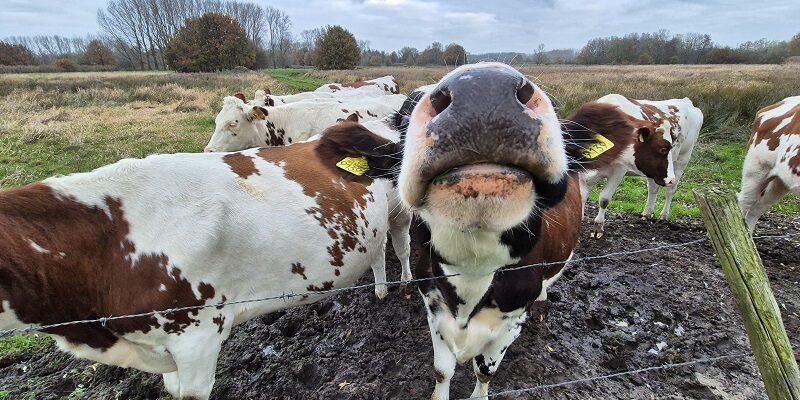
[2,65,800,219]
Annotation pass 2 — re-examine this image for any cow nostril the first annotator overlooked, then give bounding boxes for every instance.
[429,89,451,115]
[516,81,534,105]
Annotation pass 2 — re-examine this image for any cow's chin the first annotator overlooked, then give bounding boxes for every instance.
[420,164,536,232]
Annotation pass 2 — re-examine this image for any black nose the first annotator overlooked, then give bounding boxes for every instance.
[423,65,542,171]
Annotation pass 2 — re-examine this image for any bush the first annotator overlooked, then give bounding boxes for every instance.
[0,42,35,65]
[789,33,800,56]
[54,58,78,72]
[315,26,360,70]
[166,13,256,72]
[82,40,115,66]
[442,43,467,66]
[639,53,654,65]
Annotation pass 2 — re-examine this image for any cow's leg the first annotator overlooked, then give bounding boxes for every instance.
[642,178,660,218]
[389,209,413,282]
[162,372,181,398]
[429,326,457,400]
[371,233,389,299]
[166,323,230,400]
[470,312,526,398]
[592,169,626,238]
[659,183,679,220]
[744,179,788,233]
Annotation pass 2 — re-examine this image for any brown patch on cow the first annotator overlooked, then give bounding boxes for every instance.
[223,152,260,179]
[342,109,349,113]
[521,176,583,281]
[625,97,680,140]
[306,281,334,292]
[366,110,378,118]
[343,81,372,89]
[265,121,285,146]
[788,147,800,176]
[0,185,218,349]
[212,315,225,334]
[328,84,341,91]
[434,369,446,383]
[751,101,800,151]
[234,93,247,102]
[256,140,374,270]
[291,262,307,280]
[390,78,399,94]
[217,295,227,310]
[355,111,364,119]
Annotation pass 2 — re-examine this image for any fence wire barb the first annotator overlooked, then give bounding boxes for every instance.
[0,231,798,339]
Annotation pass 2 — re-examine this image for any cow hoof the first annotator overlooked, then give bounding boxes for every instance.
[374,285,388,300]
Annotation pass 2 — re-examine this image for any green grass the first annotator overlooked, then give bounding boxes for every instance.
[263,68,327,92]
[0,334,53,362]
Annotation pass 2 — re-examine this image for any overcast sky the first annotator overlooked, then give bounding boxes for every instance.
[1,0,798,53]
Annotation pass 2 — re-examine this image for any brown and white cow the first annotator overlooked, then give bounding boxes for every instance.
[0,123,400,399]
[332,62,633,399]
[582,94,703,237]
[314,75,400,94]
[739,96,800,232]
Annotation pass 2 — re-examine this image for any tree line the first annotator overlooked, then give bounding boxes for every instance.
[1,0,799,71]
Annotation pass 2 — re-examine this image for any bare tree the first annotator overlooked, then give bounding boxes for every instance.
[263,6,292,68]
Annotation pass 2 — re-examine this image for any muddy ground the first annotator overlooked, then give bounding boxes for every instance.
[1,207,799,399]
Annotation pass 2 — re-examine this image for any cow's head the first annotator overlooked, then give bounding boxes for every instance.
[397,62,632,232]
[204,96,268,153]
[632,122,672,186]
[253,89,276,107]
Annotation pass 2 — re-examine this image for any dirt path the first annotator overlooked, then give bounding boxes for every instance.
[1,208,799,399]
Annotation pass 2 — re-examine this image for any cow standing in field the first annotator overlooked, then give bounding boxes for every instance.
[583,94,703,237]
[739,96,800,232]
[334,62,634,399]
[0,122,401,399]
[204,94,406,152]
[314,75,400,94]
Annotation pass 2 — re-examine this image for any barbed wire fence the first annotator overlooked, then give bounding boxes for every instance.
[1,231,799,398]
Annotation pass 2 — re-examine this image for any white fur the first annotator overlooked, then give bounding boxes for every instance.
[739,96,800,232]
[314,75,399,94]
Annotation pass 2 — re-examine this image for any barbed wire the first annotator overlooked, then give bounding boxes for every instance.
[0,231,797,339]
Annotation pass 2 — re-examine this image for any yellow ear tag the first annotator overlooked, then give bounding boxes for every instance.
[336,156,369,176]
[581,134,615,159]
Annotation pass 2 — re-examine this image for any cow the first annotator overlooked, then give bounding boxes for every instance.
[0,122,401,399]
[582,94,703,237]
[249,87,385,107]
[329,62,634,399]
[314,75,400,94]
[204,94,406,152]
[206,101,414,289]
[739,96,800,232]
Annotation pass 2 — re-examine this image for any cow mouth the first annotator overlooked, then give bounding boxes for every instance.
[422,163,537,231]
[428,163,533,198]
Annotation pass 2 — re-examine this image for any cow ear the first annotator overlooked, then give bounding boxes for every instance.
[561,102,634,171]
[264,88,271,95]
[316,122,401,181]
[234,92,247,102]
[345,113,359,122]
[637,127,650,143]
[247,106,268,121]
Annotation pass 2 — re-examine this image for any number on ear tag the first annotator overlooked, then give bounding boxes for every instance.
[581,134,615,159]
[336,156,369,176]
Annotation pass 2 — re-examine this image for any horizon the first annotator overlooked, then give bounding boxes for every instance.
[1,0,798,54]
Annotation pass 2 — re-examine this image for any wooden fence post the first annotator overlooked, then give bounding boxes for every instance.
[694,189,800,400]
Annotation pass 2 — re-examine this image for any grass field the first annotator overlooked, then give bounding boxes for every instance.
[2,65,799,217]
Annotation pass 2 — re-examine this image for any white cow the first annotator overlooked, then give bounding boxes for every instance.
[248,87,386,107]
[739,96,800,232]
[582,94,703,237]
[0,122,399,399]
[314,75,399,94]
[204,94,406,152]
